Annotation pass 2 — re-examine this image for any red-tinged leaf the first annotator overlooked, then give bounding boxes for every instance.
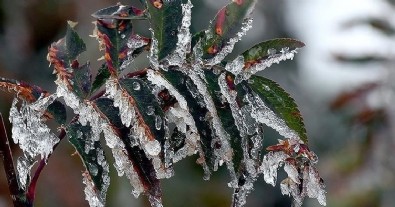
[47,21,86,87]
[0,77,48,103]
[95,16,149,75]
[92,4,146,20]
[146,0,184,60]
[201,0,256,59]
[241,38,305,70]
[330,83,378,110]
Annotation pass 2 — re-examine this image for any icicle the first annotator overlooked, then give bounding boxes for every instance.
[205,18,253,66]
[9,96,59,160]
[16,155,36,190]
[167,0,193,66]
[120,35,149,71]
[235,48,299,84]
[149,29,160,70]
[225,55,245,76]
[280,178,304,207]
[260,151,288,186]
[304,166,327,206]
[82,172,105,207]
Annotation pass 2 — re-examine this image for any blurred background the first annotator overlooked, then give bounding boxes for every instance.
[1,0,395,206]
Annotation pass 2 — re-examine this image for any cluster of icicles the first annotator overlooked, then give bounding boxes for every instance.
[8,1,325,207]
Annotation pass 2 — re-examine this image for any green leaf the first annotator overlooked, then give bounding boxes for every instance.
[92,4,146,20]
[161,70,216,172]
[47,101,67,125]
[249,75,308,143]
[72,63,92,99]
[96,18,134,74]
[204,70,244,176]
[67,122,109,200]
[201,0,256,59]
[91,64,111,94]
[146,0,183,60]
[94,97,162,203]
[242,38,305,69]
[119,78,166,145]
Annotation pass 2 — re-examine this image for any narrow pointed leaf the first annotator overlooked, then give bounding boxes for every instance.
[161,70,216,172]
[94,97,162,202]
[249,75,308,143]
[0,78,48,102]
[201,0,256,59]
[72,62,92,99]
[47,101,67,125]
[146,0,183,60]
[67,122,110,204]
[91,64,111,94]
[92,4,146,20]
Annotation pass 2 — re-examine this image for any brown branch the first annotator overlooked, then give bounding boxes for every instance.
[0,113,27,207]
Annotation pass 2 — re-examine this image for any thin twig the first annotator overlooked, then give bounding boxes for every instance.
[0,113,25,206]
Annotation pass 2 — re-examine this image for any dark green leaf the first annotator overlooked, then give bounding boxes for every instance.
[47,101,67,125]
[67,122,109,198]
[119,78,166,145]
[249,75,308,143]
[201,0,256,59]
[92,4,146,20]
[161,70,216,172]
[146,0,183,60]
[91,64,111,94]
[96,18,134,74]
[72,62,92,99]
[65,22,86,61]
[242,38,305,69]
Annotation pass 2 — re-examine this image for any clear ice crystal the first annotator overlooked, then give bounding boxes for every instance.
[235,47,299,84]
[121,35,149,71]
[205,18,253,66]
[280,178,304,207]
[105,78,136,127]
[244,92,301,142]
[167,0,193,66]
[145,140,161,156]
[305,166,327,206]
[225,55,245,75]
[82,172,104,207]
[16,155,36,190]
[149,29,160,70]
[284,161,300,184]
[10,96,59,160]
[260,151,288,186]
[102,125,145,197]
[56,80,104,152]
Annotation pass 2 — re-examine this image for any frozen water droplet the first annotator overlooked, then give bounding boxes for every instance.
[155,115,162,130]
[133,81,141,91]
[145,140,161,156]
[147,106,155,116]
[281,47,289,54]
[267,48,277,56]
[264,85,270,91]
[121,34,126,39]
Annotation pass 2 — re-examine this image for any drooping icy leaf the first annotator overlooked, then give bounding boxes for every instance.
[146,0,183,60]
[94,97,163,204]
[91,64,111,94]
[92,4,146,20]
[231,38,305,83]
[0,77,48,102]
[67,122,110,207]
[248,75,308,143]
[201,0,256,61]
[161,70,215,176]
[72,62,92,99]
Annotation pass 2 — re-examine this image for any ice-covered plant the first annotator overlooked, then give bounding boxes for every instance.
[0,0,326,207]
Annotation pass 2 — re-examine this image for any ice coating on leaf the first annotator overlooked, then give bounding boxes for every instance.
[147,69,200,161]
[149,29,160,69]
[148,195,163,207]
[305,166,327,206]
[167,0,193,66]
[235,48,299,84]
[225,55,245,76]
[145,140,161,156]
[280,178,303,207]
[56,80,103,152]
[205,18,253,66]
[102,125,145,197]
[121,35,149,71]
[284,161,300,184]
[105,78,136,127]
[187,69,233,165]
[9,95,59,160]
[243,92,301,141]
[82,172,104,207]
[260,151,288,186]
[16,155,35,190]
